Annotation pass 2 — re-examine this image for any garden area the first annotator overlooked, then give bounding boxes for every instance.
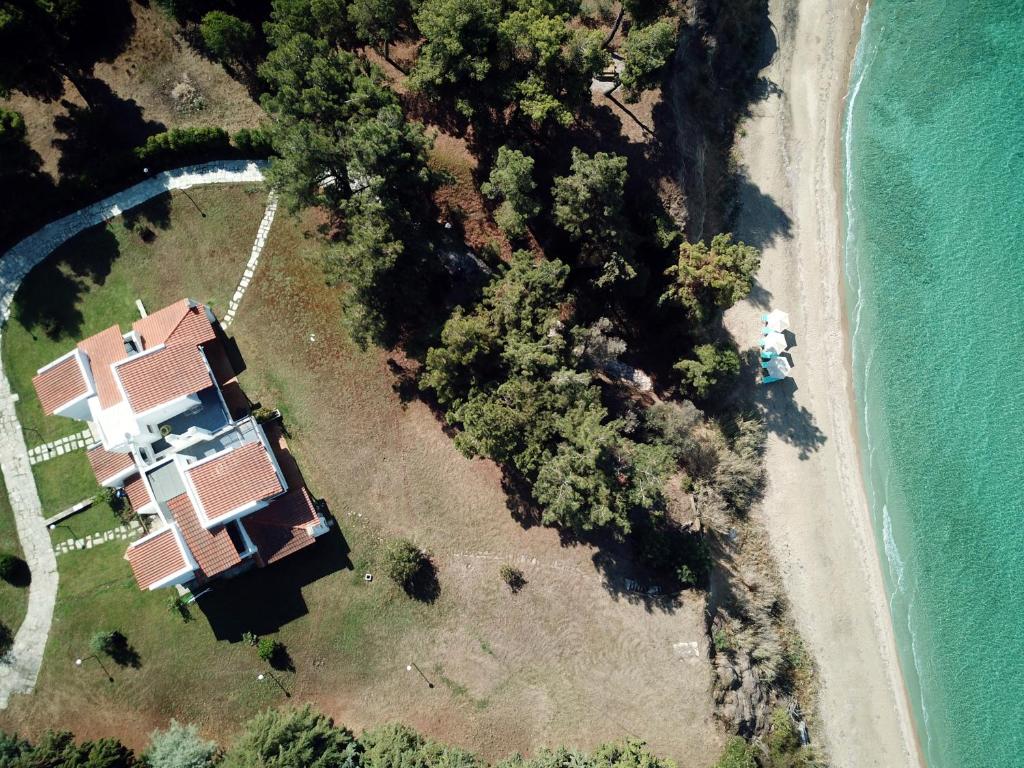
[0,186,722,763]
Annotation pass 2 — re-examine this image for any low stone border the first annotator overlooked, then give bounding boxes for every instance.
[27,427,97,465]
[53,520,143,556]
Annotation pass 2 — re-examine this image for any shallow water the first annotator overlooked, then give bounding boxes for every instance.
[844,2,1024,765]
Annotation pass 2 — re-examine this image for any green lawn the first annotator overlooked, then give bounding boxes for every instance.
[0,475,29,639]
[47,499,128,546]
[3,185,269,444]
[32,451,101,518]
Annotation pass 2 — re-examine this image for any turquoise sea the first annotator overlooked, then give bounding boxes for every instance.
[843,2,1024,766]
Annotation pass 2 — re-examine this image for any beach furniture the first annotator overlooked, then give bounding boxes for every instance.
[760,331,788,356]
[763,309,790,334]
[761,355,791,384]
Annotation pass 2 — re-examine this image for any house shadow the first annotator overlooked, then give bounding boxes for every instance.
[194,523,352,642]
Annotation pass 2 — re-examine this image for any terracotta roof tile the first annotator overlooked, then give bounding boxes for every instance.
[32,355,89,415]
[78,325,128,408]
[115,344,212,413]
[126,528,190,590]
[87,444,136,485]
[132,299,191,349]
[124,473,152,511]
[169,493,242,579]
[133,300,217,350]
[242,488,319,565]
[167,306,217,347]
[187,442,283,523]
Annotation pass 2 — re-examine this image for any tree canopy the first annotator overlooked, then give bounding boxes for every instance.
[481,146,541,239]
[552,148,636,286]
[662,234,761,320]
[619,19,677,102]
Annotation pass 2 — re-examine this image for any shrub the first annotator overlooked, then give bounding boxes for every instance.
[0,553,20,583]
[499,564,526,593]
[90,629,123,657]
[233,127,274,158]
[674,343,740,398]
[382,539,426,588]
[167,594,192,623]
[767,707,802,762]
[242,631,259,647]
[712,629,734,655]
[0,622,12,657]
[251,406,276,424]
[146,719,219,768]
[134,127,231,168]
[257,637,281,663]
[200,11,255,63]
[714,737,757,768]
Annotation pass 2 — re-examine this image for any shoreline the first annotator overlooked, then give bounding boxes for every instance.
[725,0,924,765]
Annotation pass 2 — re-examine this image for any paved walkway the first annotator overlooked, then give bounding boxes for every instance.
[222,191,278,330]
[0,160,266,708]
[27,427,97,465]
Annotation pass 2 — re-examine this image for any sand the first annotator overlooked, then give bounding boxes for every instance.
[723,0,925,766]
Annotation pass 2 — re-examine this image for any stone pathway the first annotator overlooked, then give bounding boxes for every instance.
[0,160,267,708]
[222,191,278,330]
[27,427,98,465]
[53,520,143,556]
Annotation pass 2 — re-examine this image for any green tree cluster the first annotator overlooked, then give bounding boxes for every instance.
[0,706,792,768]
[423,252,669,533]
[200,11,255,64]
[619,19,677,102]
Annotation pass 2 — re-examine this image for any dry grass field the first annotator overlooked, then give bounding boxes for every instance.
[0,185,723,764]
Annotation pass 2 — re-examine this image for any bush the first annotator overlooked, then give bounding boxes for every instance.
[251,406,277,424]
[242,631,259,647]
[0,553,21,583]
[714,737,757,768]
[382,539,426,588]
[134,127,231,168]
[90,629,123,657]
[257,637,281,663]
[0,622,12,657]
[499,564,526,593]
[146,719,219,768]
[674,343,740,398]
[233,127,274,158]
[767,708,802,763]
[167,594,192,623]
[200,11,255,63]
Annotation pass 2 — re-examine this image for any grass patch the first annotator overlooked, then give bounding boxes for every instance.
[32,451,101,518]
[47,501,128,547]
[0,475,28,638]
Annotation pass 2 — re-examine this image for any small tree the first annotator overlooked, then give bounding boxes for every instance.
[0,621,12,657]
[552,148,636,286]
[0,553,20,583]
[713,737,757,768]
[221,707,356,768]
[90,629,122,658]
[674,343,740,398]
[200,11,255,64]
[146,720,219,768]
[382,539,426,588]
[619,19,677,102]
[499,564,526,593]
[481,146,540,239]
[257,637,281,664]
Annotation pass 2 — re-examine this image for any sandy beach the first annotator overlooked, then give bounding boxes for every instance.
[724,0,924,766]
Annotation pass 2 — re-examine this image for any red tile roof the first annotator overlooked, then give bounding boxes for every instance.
[187,442,283,523]
[133,300,216,349]
[115,344,212,413]
[168,493,241,580]
[32,355,89,415]
[126,528,189,590]
[124,473,152,511]
[78,325,128,408]
[87,444,136,485]
[242,488,320,565]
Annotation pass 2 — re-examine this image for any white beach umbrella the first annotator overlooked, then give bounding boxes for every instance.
[764,309,790,333]
[761,331,788,355]
[764,356,792,380]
